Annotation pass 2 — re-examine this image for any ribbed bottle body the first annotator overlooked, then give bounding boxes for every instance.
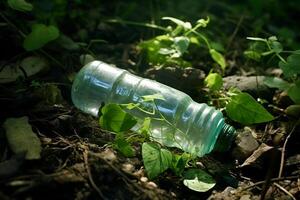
[72,61,226,156]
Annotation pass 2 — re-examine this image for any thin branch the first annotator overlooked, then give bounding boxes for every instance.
[226,15,244,52]
[278,122,298,178]
[241,175,299,191]
[83,149,107,200]
[273,182,296,200]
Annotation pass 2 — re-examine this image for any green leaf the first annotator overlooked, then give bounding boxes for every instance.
[204,73,223,91]
[162,17,192,30]
[246,37,267,42]
[113,133,135,157]
[209,49,226,70]
[183,169,216,192]
[7,0,33,12]
[3,117,41,160]
[244,50,261,61]
[139,117,151,136]
[285,105,300,118]
[287,80,300,104]
[173,36,190,56]
[23,24,60,51]
[142,142,172,179]
[226,92,274,125]
[269,41,283,54]
[170,153,190,176]
[279,51,300,78]
[99,104,137,133]
[263,77,290,90]
[196,17,210,27]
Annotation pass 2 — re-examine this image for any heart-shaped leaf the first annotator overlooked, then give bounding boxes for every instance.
[23,24,59,51]
[183,169,216,192]
[99,103,137,133]
[226,92,274,125]
[142,142,172,179]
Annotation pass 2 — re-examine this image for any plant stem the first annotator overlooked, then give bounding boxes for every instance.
[106,19,169,32]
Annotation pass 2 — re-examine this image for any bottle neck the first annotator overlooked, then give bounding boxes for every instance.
[213,123,236,152]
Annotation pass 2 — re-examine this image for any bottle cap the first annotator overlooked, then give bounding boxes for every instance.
[213,123,236,152]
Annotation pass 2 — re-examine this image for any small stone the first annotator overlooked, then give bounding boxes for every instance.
[99,148,116,162]
[147,181,157,188]
[121,163,135,174]
[240,194,251,200]
[232,128,259,160]
[140,176,148,182]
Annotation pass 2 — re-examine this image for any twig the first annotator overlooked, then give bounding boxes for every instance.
[242,175,299,191]
[0,11,26,37]
[83,149,107,200]
[278,122,298,178]
[273,182,296,200]
[226,15,244,52]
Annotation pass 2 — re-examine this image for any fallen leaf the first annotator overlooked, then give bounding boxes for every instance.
[183,169,216,192]
[3,117,42,160]
[240,143,273,167]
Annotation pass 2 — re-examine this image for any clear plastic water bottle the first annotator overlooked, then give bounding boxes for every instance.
[72,61,236,156]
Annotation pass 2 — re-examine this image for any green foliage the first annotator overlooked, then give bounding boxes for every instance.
[209,49,226,71]
[263,77,290,90]
[246,36,300,104]
[99,104,137,133]
[138,16,226,69]
[226,92,274,125]
[23,24,60,51]
[170,153,190,176]
[287,80,300,104]
[279,51,300,78]
[113,133,136,157]
[7,0,33,12]
[142,142,173,179]
[183,169,216,192]
[204,72,223,91]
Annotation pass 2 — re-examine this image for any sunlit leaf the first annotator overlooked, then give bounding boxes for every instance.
[209,49,226,70]
[226,92,274,125]
[196,17,210,27]
[23,24,59,51]
[162,17,192,30]
[142,142,172,179]
[173,36,190,56]
[246,37,267,42]
[183,169,216,192]
[99,104,137,133]
[204,73,223,91]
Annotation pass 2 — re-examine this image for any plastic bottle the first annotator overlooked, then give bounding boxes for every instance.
[72,61,236,156]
